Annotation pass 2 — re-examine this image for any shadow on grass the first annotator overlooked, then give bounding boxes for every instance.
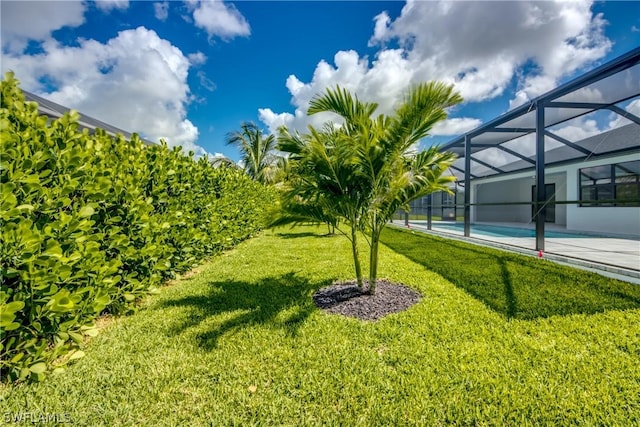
[381,227,640,320]
[276,231,323,239]
[275,230,338,239]
[162,272,331,349]
[499,257,518,319]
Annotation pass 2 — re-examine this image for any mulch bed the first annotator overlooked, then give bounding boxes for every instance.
[312,279,422,321]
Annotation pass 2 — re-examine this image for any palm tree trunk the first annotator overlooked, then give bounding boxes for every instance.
[350,220,364,291]
[327,222,335,235]
[368,227,381,295]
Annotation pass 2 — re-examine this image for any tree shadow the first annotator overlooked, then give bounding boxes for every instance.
[499,257,517,319]
[161,272,332,349]
[380,227,640,320]
[276,232,323,239]
[275,229,338,239]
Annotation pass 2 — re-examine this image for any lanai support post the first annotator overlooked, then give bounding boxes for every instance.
[427,195,433,230]
[535,102,546,251]
[464,134,471,237]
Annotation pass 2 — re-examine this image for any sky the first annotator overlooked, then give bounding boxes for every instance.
[1,0,639,162]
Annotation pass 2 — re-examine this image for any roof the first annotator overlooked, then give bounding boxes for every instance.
[490,123,639,176]
[441,47,640,180]
[22,90,154,145]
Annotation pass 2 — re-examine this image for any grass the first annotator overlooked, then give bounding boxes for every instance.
[381,226,640,319]
[1,225,639,425]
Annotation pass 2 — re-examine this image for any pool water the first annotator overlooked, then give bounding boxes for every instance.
[429,222,590,239]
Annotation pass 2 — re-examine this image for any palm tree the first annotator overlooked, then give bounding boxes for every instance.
[225,122,279,184]
[269,155,292,189]
[209,156,239,169]
[275,82,461,294]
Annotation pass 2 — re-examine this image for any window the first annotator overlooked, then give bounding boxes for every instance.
[579,160,640,206]
[441,191,456,206]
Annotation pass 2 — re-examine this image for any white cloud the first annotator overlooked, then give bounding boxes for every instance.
[190,0,250,40]
[370,12,391,47]
[471,147,512,168]
[374,0,611,107]
[261,1,612,135]
[553,118,601,142]
[608,99,640,129]
[259,49,415,135]
[623,99,640,118]
[154,1,170,21]
[259,49,474,137]
[2,27,206,156]
[197,71,216,91]
[258,108,293,132]
[0,1,86,53]
[432,118,483,136]
[188,51,207,65]
[95,0,130,12]
[258,107,336,137]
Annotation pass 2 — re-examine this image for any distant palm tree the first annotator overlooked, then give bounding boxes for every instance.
[225,122,278,184]
[209,156,239,169]
[273,83,461,293]
[270,155,291,188]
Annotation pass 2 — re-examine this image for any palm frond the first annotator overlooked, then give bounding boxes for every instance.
[308,85,378,127]
[387,82,463,154]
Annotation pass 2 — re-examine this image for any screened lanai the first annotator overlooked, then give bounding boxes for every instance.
[399,47,640,276]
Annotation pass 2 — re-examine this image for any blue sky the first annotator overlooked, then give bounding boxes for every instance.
[1,1,639,161]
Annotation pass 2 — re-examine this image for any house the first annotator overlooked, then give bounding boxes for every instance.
[22,90,153,145]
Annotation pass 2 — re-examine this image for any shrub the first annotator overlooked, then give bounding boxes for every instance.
[0,73,272,381]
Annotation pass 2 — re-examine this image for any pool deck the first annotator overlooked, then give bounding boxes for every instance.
[398,220,640,283]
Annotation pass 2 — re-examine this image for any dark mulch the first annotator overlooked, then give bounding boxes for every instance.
[312,279,422,321]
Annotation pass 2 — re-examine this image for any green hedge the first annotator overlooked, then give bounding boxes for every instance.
[0,73,272,381]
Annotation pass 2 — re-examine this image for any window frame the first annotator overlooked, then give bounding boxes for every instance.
[579,160,640,207]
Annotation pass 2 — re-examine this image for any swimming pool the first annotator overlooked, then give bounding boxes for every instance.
[428,222,591,239]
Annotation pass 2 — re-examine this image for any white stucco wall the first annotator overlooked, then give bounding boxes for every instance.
[472,172,566,225]
[474,177,531,223]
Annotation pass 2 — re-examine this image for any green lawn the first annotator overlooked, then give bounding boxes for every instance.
[382,226,640,319]
[2,226,639,425]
